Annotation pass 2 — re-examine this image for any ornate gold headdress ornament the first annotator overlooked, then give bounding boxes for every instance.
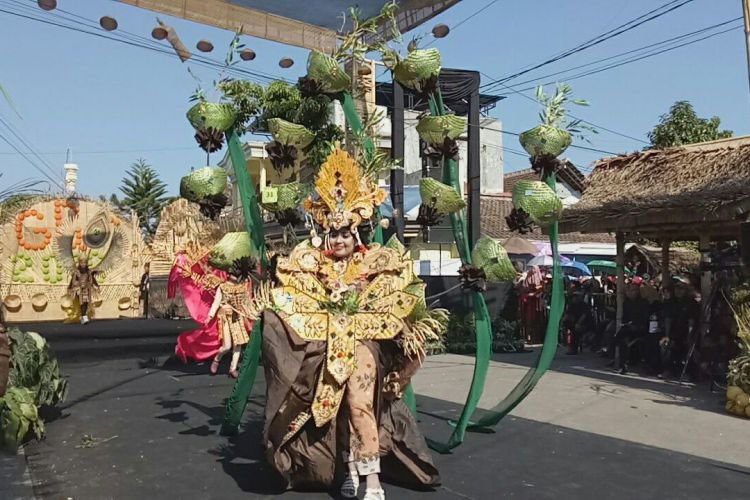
[303,147,387,233]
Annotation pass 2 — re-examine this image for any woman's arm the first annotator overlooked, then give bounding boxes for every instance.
[206,287,222,325]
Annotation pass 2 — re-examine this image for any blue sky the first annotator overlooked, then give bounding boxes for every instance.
[0,0,747,196]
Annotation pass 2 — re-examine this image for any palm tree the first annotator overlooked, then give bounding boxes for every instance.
[118,159,169,238]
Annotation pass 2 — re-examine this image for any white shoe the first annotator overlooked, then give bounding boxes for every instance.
[364,487,385,500]
[81,315,90,325]
[340,472,359,499]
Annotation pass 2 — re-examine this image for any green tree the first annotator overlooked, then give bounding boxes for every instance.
[118,159,169,238]
[648,101,733,148]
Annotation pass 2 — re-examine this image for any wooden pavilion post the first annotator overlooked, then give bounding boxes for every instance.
[661,239,671,287]
[699,233,712,335]
[616,232,625,330]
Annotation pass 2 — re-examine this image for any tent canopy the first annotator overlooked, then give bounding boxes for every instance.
[120,0,462,51]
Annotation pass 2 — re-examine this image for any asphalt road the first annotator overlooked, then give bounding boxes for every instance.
[6,320,750,499]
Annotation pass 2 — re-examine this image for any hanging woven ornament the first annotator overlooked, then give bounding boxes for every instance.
[186,102,236,133]
[306,50,351,94]
[511,180,563,226]
[208,232,254,272]
[390,48,441,93]
[419,177,465,216]
[268,118,315,148]
[266,119,314,172]
[261,182,308,228]
[416,115,466,147]
[471,236,517,282]
[179,166,228,219]
[519,125,572,159]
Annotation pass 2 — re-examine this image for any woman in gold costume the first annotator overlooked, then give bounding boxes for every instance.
[205,233,254,378]
[246,148,446,500]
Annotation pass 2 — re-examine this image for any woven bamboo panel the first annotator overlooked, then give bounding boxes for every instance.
[150,199,222,278]
[0,197,148,323]
[121,0,337,52]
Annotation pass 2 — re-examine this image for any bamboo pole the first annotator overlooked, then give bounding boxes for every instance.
[157,18,191,62]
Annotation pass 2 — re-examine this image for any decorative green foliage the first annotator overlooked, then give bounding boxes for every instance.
[7,329,68,409]
[1,328,67,451]
[256,81,302,131]
[648,100,733,149]
[216,79,264,133]
[118,159,170,238]
[0,387,42,451]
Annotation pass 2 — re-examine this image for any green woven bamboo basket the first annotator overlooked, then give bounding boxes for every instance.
[261,182,308,212]
[307,50,351,93]
[393,48,441,90]
[209,232,253,270]
[186,102,237,132]
[518,125,572,158]
[419,177,465,215]
[416,115,466,146]
[472,236,517,282]
[180,167,228,201]
[268,118,315,148]
[511,180,563,226]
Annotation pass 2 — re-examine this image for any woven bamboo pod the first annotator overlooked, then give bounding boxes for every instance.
[416,115,466,146]
[306,50,350,93]
[419,177,465,215]
[186,102,236,132]
[511,180,563,226]
[519,125,572,159]
[472,236,516,282]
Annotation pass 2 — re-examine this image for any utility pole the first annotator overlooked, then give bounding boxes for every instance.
[743,0,750,96]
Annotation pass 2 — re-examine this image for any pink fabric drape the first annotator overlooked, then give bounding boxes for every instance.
[170,253,223,363]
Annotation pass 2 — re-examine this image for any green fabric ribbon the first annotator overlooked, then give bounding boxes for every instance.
[467,175,563,428]
[423,93,493,453]
[220,128,268,436]
[421,91,563,452]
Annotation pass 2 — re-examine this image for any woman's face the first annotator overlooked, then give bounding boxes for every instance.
[330,227,355,259]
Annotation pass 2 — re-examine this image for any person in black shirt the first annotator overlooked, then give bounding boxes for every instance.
[563,289,594,354]
[660,281,699,377]
[613,284,650,373]
[139,263,150,319]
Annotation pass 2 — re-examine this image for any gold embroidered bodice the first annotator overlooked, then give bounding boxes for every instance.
[253,239,429,426]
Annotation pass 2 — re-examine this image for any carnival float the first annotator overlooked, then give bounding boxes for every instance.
[0,197,149,322]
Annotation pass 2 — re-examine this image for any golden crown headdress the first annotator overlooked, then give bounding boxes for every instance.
[304,148,387,232]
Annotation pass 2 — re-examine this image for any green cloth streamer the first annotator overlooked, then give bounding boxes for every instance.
[220,128,268,436]
[423,93,493,454]
[467,174,564,428]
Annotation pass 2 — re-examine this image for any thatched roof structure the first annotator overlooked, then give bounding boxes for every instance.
[559,136,750,240]
[625,244,700,275]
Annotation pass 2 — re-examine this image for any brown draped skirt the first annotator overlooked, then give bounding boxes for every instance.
[260,311,440,491]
